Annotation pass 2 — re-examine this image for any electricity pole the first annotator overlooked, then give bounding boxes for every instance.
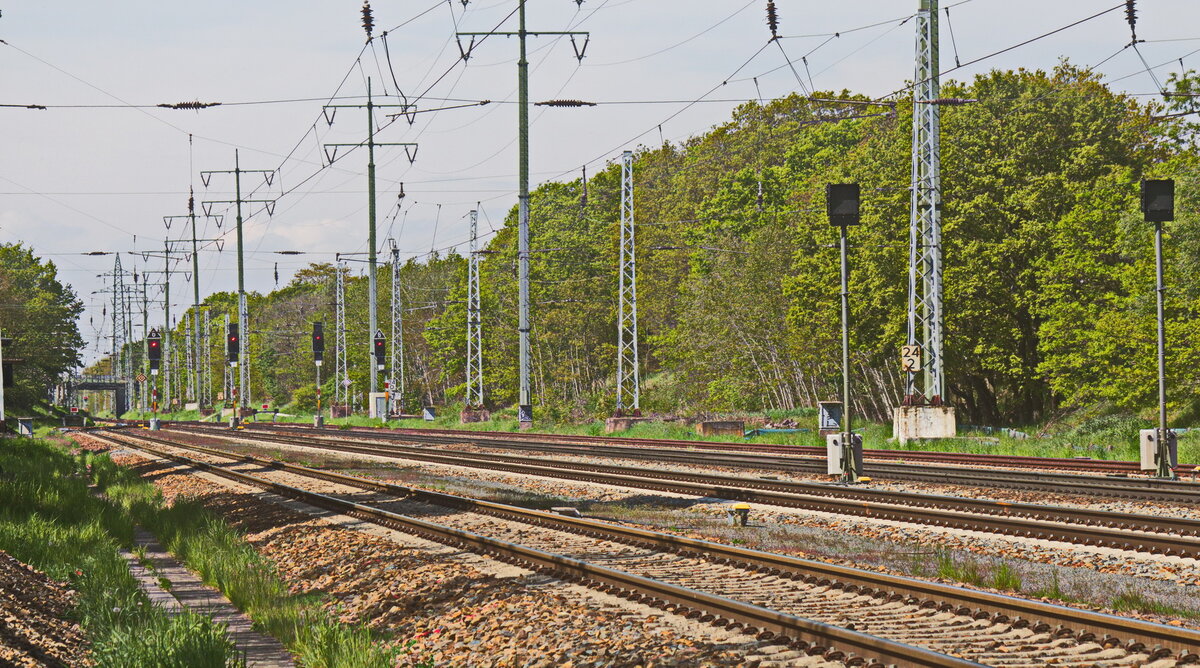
[457,0,589,426]
[201,152,276,410]
[615,151,640,416]
[335,261,349,412]
[389,239,406,415]
[898,0,956,442]
[466,209,483,409]
[322,78,417,397]
[165,191,223,408]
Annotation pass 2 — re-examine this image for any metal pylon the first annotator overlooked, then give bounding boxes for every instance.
[388,240,405,415]
[466,209,484,408]
[335,262,349,410]
[111,256,132,413]
[905,0,945,405]
[616,150,640,415]
[202,309,212,407]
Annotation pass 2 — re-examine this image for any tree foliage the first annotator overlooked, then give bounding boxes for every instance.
[0,243,84,410]
[100,64,1200,426]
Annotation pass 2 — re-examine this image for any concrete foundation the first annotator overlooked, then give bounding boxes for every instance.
[605,416,652,433]
[696,420,744,437]
[892,405,957,443]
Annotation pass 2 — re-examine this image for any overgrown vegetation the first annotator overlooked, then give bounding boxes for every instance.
[0,243,84,418]
[0,436,410,666]
[0,437,240,666]
[93,444,405,667]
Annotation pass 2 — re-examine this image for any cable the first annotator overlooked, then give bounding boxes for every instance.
[886,3,1127,99]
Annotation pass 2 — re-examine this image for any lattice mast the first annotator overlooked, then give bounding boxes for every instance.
[905,0,945,404]
[335,262,350,410]
[466,209,484,408]
[110,256,132,409]
[389,240,405,415]
[616,151,641,415]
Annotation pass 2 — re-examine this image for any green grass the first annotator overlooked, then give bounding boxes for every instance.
[0,437,241,667]
[933,550,1022,592]
[1110,588,1200,620]
[95,451,405,668]
[0,436,409,667]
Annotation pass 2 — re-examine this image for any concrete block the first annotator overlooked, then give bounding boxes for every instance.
[696,420,744,437]
[605,416,652,433]
[892,405,956,443]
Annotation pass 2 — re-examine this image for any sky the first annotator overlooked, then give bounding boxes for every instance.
[1,0,1197,365]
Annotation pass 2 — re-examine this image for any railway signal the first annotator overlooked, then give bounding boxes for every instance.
[147,328,162,374]
[1141,178,1177,480]
[226,323,240,366]
[312,321,325,428]
[312,322,325,364]
[373,329,386,371]
[827,183,863,484]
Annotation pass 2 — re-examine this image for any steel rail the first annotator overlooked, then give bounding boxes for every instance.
[93,429,1200,664]
[266,421,1198,475]
[164,424,1200,558]
[235,422,1200,503]
[89,430,980,668]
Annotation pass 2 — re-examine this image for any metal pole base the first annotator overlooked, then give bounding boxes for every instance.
[229,416,240,429]
[149,418,161,431]
[314,415,324,429]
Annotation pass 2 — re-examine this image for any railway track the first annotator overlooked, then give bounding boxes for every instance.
[260,421,1196,477]
[89,428,1200,666]
[165,423,1200,558]
[164,421,1200,505]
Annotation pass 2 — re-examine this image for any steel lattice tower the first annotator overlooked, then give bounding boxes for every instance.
[335,262,349,410]
[466,210,484,408]
[616,151,640,415]
[389,240,405,415]
[202,309,212,407]
[111,256,132,410]
[906,0,945,404]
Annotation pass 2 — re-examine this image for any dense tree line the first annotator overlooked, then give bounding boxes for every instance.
[120,64,1199,427]
[0,243,84,413]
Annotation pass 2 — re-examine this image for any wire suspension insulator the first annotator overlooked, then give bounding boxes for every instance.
[157,101,221,110]
[362,2,375,40]
[1125,0,1138,42]
[766,1,780,39]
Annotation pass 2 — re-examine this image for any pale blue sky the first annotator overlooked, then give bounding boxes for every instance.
[0,1,1195,363]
